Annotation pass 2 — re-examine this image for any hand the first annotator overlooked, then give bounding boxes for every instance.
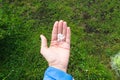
[40,20,71,72]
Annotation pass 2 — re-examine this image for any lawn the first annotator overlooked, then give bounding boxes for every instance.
[0,0,120,80]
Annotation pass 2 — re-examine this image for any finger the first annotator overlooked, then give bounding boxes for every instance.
[58,20,63,34]
[66,27,71,44]
[40,35,48,48]
[62,22,67,40]
[51,21,58,41]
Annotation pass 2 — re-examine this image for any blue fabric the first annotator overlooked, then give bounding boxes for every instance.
[43,67,73,80]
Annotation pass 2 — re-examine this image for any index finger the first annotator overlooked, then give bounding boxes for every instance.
[51,21,58,41]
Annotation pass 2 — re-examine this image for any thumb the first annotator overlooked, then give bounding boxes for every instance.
[40,35,48,49]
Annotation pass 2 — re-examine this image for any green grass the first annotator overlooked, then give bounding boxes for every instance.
[0,0,120,80]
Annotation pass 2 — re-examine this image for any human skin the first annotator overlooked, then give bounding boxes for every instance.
[40,20,71,72]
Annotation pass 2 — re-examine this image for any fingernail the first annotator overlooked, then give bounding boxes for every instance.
[64,22,67,24]
[60,20,63,22]
[40,35,43,38]
[67,27,70,29]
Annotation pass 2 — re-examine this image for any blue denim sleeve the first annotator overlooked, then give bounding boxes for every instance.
[43,67,73,80]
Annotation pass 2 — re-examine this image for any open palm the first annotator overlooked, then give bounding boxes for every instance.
[40,20,71,72]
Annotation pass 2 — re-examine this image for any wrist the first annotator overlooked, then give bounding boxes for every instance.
[49,64,67,72]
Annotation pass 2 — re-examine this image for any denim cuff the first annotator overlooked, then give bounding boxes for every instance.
[44,66,73,80]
